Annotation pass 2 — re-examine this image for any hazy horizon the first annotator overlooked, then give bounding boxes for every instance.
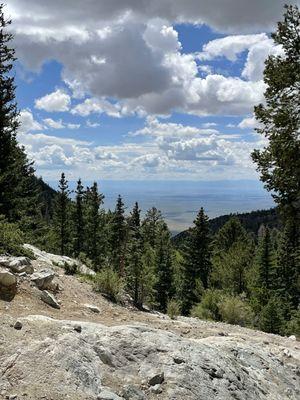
[47,179,274,233]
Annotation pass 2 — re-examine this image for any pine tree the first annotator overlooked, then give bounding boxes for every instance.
[276,220,300,308]
[259,297,284,334]
[214,217,249,253]
[252,5,300,289]
[181,208,212,315]
[110,195,127,274]
[0,5,36,221]
[55,173,70,255]
[85,182,104,267]
[256,226,275,290]
[126,202,143,307]
[74,178,85,256]
[154,222,173,312]
[142,207,163,247]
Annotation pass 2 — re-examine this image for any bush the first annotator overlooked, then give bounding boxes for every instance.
[284,309,300,338]
[167,299,181,320]
[191,289,223,321]
[0,215,33,257]
[94,268,124,302]
[64,262,78,275]
[219,295,254,327]
[259,297,284,334]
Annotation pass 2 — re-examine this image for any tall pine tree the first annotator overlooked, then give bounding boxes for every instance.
[252,5,300,305]
[74,178,85,256]
[54,173,70,255]
[0,5,36,222]
[110,195,127,274]
[181,208,212,315]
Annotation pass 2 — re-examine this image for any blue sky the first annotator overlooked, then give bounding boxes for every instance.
[8,0,294,183]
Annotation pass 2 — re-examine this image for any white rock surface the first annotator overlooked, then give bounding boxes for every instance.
[0,315,299,400]
[24,244,96,276]
[31,269,55,289]
[0,256,33,274]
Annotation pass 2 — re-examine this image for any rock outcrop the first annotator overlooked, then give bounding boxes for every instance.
[0,267,17,300]
[0,315,299,400]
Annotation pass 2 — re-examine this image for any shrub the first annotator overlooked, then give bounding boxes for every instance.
[0,215,33,257]
[259,297,284,334]
[191,289,223,321]
[284,309,300,338]
[64,262,78,275]
[167,299,181,320]
[93,268,124,302]
[219,295,254,327]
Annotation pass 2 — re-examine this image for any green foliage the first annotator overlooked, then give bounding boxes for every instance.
[0,215,31,257]
[94,268,124,303]
[181,208,212,315]
[64,262,78,276]
[259,297,285,334]
[110,195,127,274]
[218,296,254,327]
[212,241,253,295]
[191,289,223,321]
[284,309,300,338]
[167,299,181,320]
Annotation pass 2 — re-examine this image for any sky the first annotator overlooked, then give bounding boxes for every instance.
[7,0,300,183]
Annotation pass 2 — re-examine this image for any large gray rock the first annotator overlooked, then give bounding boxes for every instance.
[24,244,96,276]
[0,267,17,287]
[40,290,60,309]
[0,256,33,274]
[0,267,17,300]
[31,269,55,289]
[0,315,299,400]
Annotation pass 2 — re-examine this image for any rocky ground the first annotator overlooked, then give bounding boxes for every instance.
[0,246,299,399]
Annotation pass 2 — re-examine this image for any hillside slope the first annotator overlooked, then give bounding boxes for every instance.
[172,208,280,248]
[0,246,299,400]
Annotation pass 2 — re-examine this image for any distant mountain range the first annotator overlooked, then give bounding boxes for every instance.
[172,208,280,248]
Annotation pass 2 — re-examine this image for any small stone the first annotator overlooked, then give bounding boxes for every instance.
[148,372,164,386]
[41,290,60,309]
[283,348,292,358]
[218,332,228,337]
[84,304,100,313]
[173,357,185,364]
[289,335,297,341]
[150,384,162,394]
[14,321,22,330]
[74,324,82,333]
[122,385,146,400]
[97,389,122,400]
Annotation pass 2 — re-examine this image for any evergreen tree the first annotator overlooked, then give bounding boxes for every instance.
[54,173,70,255]
[126,202,144,307]
[259,297,284,334]
[74,178,85,256]
[276,220,300,307]
[256,226,275,290]
[181,208,212,315]
[154,222,173,312]
[0,5,36,221]
[142,207,163,247]
[110,195,127,274]
[214,217,249,253]
[252,5,300,292]
[85,182,104,267]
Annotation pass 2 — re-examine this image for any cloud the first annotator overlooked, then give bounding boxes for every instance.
[238,115,262,129]
[87,120,101,128]
[9,1,289,118]
[35,89,71,112]
[19,109,43,133]
[72,98,121,118]
[43,118,64,129]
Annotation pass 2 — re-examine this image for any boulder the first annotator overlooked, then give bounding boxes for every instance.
[0,267,17,287]
[122,385,146,400]
[0,256,33,274]
[0,267,17,300]
[31,269,55,289]
[148,372,164,386]
[41,290,60,309]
